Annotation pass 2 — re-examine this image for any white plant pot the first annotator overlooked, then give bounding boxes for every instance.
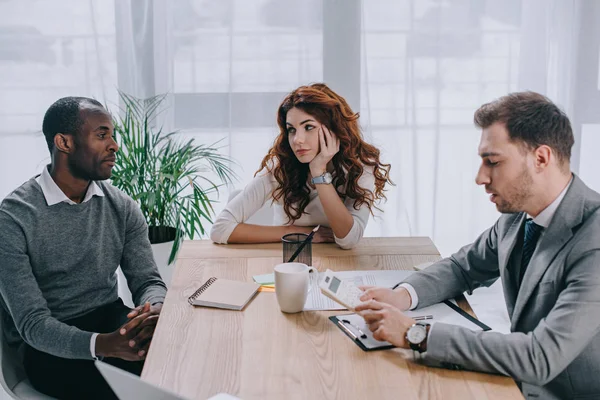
[117,240,175,308]
[151,240,175,286]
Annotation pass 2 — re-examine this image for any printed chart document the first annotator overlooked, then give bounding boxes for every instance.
[304,270,414,311]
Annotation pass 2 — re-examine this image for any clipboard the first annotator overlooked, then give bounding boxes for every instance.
[329,314,395,351]
[441,300,491,331]
[330,301,492,352]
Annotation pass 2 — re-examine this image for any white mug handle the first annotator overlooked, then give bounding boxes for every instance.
[307,267,317,293]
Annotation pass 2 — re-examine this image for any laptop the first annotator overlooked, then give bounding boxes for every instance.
[95,361,239,400]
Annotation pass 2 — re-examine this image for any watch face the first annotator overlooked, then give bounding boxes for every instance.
[324,172,333,184]
[407,324,427,344]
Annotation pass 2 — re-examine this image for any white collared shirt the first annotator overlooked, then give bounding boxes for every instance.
[527,177,573,228]
[35,165,105,358]
[401,175,574,311]
[36,165,104,206]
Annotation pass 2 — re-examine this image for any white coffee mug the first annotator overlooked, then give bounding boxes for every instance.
[274,262,316,313]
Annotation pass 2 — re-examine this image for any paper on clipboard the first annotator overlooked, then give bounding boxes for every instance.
[303,270,415,311]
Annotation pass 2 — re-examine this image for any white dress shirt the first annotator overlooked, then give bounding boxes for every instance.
[36,165,105,358]
[400,176,574,311]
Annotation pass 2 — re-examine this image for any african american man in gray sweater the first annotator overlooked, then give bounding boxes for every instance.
[0,97,167,399]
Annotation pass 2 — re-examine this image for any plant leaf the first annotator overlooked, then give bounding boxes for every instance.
[111,91,237,262]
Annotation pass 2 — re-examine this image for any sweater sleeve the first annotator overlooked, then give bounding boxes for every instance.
[0,211,94,359]
[333,168,374,249]
[119,198,168,307]
[210,173,275,244]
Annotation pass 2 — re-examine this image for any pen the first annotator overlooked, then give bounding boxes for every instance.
[337,320,358,340]
[287,225,320,263]
[342,319,368,339]
[414,315,433,321]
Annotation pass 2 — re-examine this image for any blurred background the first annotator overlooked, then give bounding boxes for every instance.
[1,0,600,258]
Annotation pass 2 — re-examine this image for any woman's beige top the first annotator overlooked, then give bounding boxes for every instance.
[210,168,375,249]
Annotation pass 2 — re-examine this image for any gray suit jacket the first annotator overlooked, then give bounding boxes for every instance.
[403,175,600,400]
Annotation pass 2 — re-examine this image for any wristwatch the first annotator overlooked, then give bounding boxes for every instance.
[311,172,333,185]
[406,322,430,353]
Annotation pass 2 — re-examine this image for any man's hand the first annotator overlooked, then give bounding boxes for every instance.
[95,302,162,360]
[122,302,163,355]
[359,286,412,311]
[95,327,146,361]
[355,300,416,348]
[126,302,162,321]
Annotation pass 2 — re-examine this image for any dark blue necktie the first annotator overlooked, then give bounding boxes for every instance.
[520,218,544,283]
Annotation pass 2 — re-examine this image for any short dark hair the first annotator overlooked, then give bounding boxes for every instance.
[474,91,574,166]
[42,96,105,152]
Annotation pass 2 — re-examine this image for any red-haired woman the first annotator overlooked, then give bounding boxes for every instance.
[210,83,393,249]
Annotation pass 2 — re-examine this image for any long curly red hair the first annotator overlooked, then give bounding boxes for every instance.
[256,83,393,223]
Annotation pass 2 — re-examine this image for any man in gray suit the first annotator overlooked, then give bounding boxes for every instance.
[356,92,600,400]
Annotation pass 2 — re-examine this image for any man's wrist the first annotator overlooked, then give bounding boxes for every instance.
[395,283,419,310]
[95,333,112,358]
[393,286,413,311]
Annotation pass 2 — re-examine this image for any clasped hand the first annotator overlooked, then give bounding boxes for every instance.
[96,302,162,361]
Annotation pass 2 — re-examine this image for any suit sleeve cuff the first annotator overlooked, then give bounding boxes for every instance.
[90,333,99,360]
[398,283,419,310]
[425,321,436,351]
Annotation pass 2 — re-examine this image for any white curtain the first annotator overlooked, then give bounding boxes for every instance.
[360,0,590,256]
[1,0,599,261]
[357,0,591,332]
[0,0,118,201]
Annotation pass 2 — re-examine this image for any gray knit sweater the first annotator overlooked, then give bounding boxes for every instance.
[0,177,167,360]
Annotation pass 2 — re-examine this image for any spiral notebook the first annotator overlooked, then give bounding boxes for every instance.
[187,277,260,310]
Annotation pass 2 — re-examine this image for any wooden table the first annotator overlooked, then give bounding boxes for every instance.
[142,238,523,400]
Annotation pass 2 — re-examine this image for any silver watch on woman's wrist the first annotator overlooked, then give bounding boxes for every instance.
[311,172,333,185]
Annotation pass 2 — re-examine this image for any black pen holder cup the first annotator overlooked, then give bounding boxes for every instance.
[282,233,312,266]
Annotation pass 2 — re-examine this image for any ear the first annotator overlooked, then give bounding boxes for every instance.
[54,133,74,154]
[533,145,552,170]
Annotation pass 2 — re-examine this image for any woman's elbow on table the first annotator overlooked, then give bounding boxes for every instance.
[334,221,364,249]
[210,220,235,244]
[336,239,358,250]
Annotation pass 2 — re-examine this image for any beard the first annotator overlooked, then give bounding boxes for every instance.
[493,166,534,214]
[67,154,110,181]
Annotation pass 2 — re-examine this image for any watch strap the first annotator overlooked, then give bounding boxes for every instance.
[408,340,421,352]
[311,172,332,185]
[311,175,326,184]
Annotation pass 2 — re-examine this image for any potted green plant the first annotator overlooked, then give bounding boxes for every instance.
[110,92,236,286]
